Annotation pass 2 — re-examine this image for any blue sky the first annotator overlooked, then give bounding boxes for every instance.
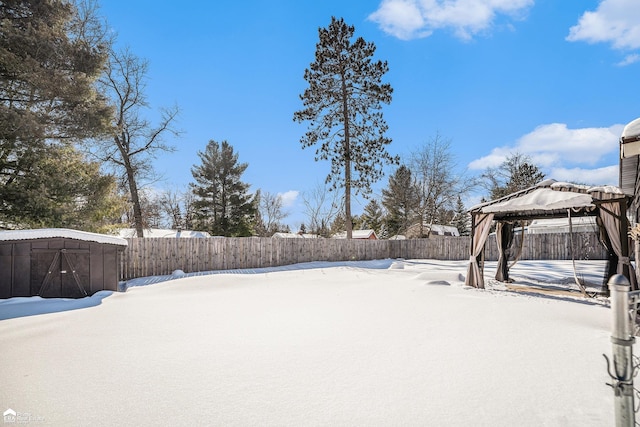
[99,0,640,229]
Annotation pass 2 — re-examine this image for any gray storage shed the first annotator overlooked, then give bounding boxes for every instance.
[0,229,128,299]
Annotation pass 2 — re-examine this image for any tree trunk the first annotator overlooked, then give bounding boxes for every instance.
[127,164,144,238]
[116,134,144,238]
[341,73,352,239]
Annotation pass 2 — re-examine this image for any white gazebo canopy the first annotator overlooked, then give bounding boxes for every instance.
[466,179,635,292]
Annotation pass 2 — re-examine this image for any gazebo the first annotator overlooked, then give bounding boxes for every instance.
[465,179,636,293]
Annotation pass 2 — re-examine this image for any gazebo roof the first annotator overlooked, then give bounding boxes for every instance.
[465,179,635,291]
[469,179,626,221]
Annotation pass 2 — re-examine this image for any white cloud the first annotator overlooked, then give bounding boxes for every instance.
[468,148,511,169]
[468,123,623,183]
[550,165,618,186]
[516,123,622,166]
[368,0,533,41]
[368,0,429,40]
[567,0,640,50]
[617,53,640,66]
[278,190,299,208]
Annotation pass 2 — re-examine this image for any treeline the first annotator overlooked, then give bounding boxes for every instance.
[0,3,545,238]
[1,0,177,235]
[135,138,545,240]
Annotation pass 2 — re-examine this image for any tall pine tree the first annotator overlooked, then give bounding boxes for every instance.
[294,17,398,239]
[190,140,256,236]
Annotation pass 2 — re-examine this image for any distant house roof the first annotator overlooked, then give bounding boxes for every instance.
[332,229,378,239]
[117,228,211,238]
[430,224,460,236]
[272,232,322,238]
[0,228,128,246]
[405,223,460,238]
[388,235,406,240]
[527,217,598,234]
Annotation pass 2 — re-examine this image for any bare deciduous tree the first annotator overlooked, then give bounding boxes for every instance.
[410,134,467,237]
[158,187,185,229]
[301,182,343,237]
[481,152,545,200]
[95,48,179,237]
[255,191,289,236]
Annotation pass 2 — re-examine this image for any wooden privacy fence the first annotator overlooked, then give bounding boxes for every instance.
[121,232,607,280]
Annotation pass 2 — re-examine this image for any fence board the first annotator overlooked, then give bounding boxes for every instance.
[120,232,608,280]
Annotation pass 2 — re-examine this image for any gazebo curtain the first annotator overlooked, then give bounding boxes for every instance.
[495,222,514,282]
[597,199,637,290]
[465,212,494,289]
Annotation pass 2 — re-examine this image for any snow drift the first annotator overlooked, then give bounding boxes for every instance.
[0,259,619,426]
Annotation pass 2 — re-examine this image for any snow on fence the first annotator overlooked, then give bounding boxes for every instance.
[120,232,606,280]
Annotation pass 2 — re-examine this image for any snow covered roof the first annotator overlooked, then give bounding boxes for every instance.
[405,223,460,238]
[0,228,128,246]
[272,232,322,239]
[527,217,598,234]
[428,224,460,236]
[621,117,640,157]
[332,229,378,239]
[482,187,593,213]
[622,117,640,142]
[469,179,626,220]
[117,228,211,238]
[388,235,406,240]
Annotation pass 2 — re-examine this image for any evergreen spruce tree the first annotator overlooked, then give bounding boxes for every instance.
[381,165,420,237]
[452,195,469,237]
[294,17,398,239]
[190,140,256,236]
[0,0,113,227]
[5,144,121,231]
[360,199,384,237]
[330,212,347,237]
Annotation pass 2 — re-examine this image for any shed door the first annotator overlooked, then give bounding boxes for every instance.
[32,249,90,298]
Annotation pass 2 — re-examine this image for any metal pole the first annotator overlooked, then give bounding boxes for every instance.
[635,224,640,289]
[608,274,636,427]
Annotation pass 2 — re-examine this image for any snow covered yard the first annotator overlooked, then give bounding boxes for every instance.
[0,259,619,426]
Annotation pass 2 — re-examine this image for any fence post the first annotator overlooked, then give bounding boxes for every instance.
[608,274,636,427]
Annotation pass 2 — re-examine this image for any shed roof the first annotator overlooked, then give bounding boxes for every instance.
[0,228,128,246]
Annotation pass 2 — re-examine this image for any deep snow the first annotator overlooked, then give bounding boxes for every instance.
[0,259,624,426]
